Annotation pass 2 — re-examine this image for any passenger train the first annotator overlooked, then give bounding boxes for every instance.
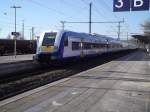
[34,30,129,62]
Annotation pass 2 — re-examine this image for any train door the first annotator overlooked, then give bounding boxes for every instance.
[80,38,84,58]
[63,36,70,58]
[63,36,84,58]
[63,36,81,58]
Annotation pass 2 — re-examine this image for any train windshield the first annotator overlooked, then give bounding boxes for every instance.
[42,33,57,46]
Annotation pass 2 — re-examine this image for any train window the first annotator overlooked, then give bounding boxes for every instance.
[83,43,101,49]
[83,42,108,49]
[72,42,80,50]
[83,42,91,49]
[64,37,68,46]
[42,33,56,46]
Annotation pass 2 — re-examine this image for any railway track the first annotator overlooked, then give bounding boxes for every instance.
[0,49,136,101]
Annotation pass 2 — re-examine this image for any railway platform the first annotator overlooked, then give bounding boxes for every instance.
[0,54,34,64]
[0,50,150,112]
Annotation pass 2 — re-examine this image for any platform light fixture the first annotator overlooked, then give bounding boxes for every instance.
[11,5,21,58]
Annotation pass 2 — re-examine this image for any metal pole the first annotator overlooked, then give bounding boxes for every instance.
[15,8,16,33]
[32,27,34,40]
[60,21,65,30]
[62,22,64,30]
[118,22,121,40]
[22,20,24,40]
[11,6,21,58]
[89,2,92,34]
[30,29,32,40]
[117,19,124,40]
[14,7,17,58]
[127,32,129,48]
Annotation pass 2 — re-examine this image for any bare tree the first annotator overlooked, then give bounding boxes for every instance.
[142,19,150,36]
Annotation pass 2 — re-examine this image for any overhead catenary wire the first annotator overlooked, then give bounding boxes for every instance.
[58,0,89,20]
[0,0,131,40]
[81,0,108,19]
[100,0,130,32]
[0,19,50,29]
[61,0,88,13]
[94,0,126,40]
[98,0,120,21]
[26,0,77,20]
[79,0,125,39]
[80,1,123,23]
[95,0,129,33]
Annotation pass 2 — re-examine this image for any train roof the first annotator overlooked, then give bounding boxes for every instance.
[61,30,123,44]
[59,30,106,41]
[42,30,122,44]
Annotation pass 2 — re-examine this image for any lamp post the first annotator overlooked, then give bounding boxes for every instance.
[11,5,21,58]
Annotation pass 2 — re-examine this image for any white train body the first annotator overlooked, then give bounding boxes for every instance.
[35,30,129,62]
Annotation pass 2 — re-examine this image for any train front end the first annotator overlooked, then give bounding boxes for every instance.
[34,31,60,62]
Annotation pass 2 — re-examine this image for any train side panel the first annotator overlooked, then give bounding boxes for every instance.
[35,30,134,63]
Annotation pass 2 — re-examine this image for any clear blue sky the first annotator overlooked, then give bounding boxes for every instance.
[0,0,150,40]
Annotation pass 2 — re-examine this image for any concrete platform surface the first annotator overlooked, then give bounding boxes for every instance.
[0,51,150,112]
[0,54,34,64]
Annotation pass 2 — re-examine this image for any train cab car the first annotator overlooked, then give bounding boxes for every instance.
[34,30,128,63]
[34,30,107,62]
[35,31,59,61]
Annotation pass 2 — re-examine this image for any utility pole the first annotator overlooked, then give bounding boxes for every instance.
[31,27,34,40]
[117,19,124,40]
[22,20,24,40]
[89,2,92,34]
[117,21,121,40]
[30,29,32,40]
[11,5,21,58]
[127,32,129,47]
[60,21,65,30]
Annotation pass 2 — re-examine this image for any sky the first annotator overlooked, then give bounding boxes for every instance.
[0,0,150,40]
